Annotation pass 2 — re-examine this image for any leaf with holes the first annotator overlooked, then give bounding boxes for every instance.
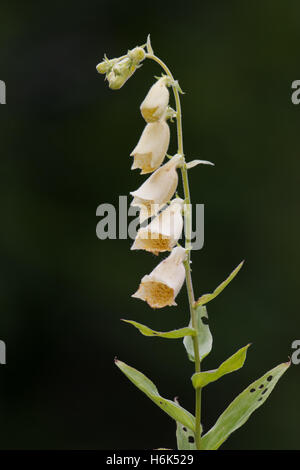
[192,344,250,389]
[183,305,212,362]
[176,422,196,450]
[115,359,195,432]
[194,261,244,307]
[201,361,290,450]
[122,319,196,339]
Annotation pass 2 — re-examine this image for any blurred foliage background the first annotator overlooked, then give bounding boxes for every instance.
[0,0,299,450]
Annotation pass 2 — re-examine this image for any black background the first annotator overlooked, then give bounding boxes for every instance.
[0,0,299,449]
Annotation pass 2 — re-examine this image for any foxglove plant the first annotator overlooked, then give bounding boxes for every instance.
[96,36,290,450]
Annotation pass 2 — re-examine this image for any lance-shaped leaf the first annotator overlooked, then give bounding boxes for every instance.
[194,261,244,307]
[115,359,195,432]
[146,34,154,55]
[201,361,290,450]
[192,344,250,389]
[183,305,212,362]
[176,422,196,450]
[122,319,196,339]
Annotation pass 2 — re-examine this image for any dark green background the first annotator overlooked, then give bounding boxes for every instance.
[0,0,299,450]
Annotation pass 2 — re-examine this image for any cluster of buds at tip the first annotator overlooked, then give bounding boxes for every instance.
[96,46,146,90]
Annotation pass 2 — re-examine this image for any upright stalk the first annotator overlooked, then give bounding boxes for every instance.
[146,53,202,450]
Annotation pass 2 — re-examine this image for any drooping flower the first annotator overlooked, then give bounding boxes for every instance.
[140,77,169,123]
[130,120,170,174]
[130,154,183,222]
[132,246,186,308]
[131,198,184,255]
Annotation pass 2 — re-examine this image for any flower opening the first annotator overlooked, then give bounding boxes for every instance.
[131,198,184,255]
[132,246,186,308]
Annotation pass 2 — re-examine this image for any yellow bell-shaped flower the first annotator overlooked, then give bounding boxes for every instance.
[130,120,170,174]
[140,77,169,123]
[132,246,186,308]
[130,155,183,222]
[131,198,184,255]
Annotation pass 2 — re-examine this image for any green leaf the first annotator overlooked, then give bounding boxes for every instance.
[115,359,195,432]
[146,34,154,55]
[122,319,196,339]
[195,261,244,307]
[176,422,196,450]
[192,344,250,389]
[183,305,212,362]
[201,361,290,450]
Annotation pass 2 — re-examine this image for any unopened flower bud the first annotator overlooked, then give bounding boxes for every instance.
[106,57,135,90]
[96,46,146,90]
[131,198,184,255]
[131,120,170,174]
[130,155,183,222]
[96,57,118,74]
[132,246,187,308]
[128,47,146,65]
[140,77,169,123]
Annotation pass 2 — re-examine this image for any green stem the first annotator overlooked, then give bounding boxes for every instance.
[146,53,202,450]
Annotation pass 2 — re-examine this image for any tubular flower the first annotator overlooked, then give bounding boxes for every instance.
[132,246,186,308]
[131,120,170,174]
[140,77,169,122]
[130,154,183,222]
[131,198,184,255]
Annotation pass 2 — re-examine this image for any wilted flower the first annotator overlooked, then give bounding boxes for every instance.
[130,154,183,222]
[131,120,170,174]
[131,198,184,255]
[96,47,146,90]
[132,246,186,308]
[140,77,169,122]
